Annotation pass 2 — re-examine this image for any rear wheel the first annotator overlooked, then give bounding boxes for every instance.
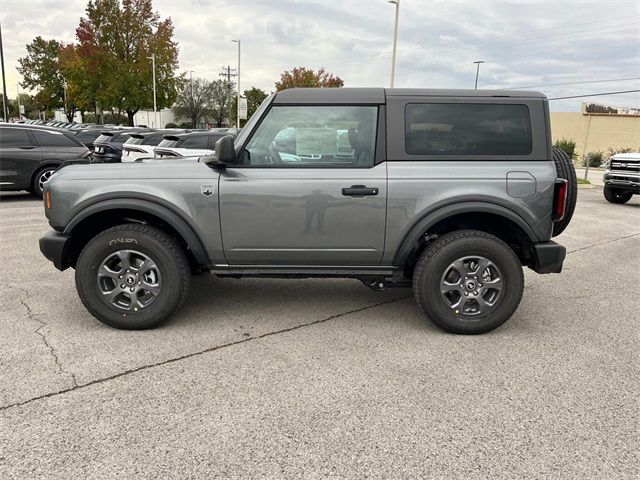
[603,186,633,204]
[31,166,57,197]
[75,224,190,329]
[552,148,577,236]
[413,230,524,334]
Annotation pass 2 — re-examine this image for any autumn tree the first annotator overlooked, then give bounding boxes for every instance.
[275,67,344,91]
[18,37,78,121]
[74,0,180,125]
[172,77,214,128]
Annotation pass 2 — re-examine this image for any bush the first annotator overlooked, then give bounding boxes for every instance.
[164,122,178,128]
[607,147,634,158]
[178,122,192,129]
[586,151,604,167]
[553,138,578,160]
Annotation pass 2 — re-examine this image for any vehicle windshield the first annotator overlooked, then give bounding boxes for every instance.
[233,93,274,152]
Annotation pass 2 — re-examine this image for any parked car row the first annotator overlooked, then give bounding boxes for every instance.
[0,121,240,196]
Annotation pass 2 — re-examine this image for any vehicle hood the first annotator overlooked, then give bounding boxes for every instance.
[54,157,211,180]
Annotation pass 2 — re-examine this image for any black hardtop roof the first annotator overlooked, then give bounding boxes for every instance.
[273,87,546,104]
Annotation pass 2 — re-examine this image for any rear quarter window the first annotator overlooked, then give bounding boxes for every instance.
[405,103,532,156]
[32,129,82,147]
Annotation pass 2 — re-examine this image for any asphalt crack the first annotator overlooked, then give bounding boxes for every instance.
[3,283,79,390]
[0,295,411,412]
[567,232,640,254]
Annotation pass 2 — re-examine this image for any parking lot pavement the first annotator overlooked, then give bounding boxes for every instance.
[0,188,638,479]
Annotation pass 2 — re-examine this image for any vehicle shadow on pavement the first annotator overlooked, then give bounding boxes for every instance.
[0,192,39,203]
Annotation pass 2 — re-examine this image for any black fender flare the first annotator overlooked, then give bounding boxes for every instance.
[63,198,210,265]
[393,201,539,267]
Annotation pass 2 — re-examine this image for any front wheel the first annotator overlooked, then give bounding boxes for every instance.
[604,186,633,204]
[75,224,190,329]
[413,230,524,334]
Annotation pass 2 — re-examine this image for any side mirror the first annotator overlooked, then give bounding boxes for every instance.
[214,135,236,165]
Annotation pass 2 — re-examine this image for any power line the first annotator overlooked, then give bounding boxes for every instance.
[548,90,640,100]
[506,77,640,90]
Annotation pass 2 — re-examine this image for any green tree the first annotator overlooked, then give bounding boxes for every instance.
[9,94,39,119]
[209,80,235,127]
[275,67,343,91]
[75,0,180,125]
[172,76,214,128]
[244,87,268,118]
[17,36,78,121]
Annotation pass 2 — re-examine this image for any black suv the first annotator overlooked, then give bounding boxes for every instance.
[0,124,89,196]
[92,129,150,163]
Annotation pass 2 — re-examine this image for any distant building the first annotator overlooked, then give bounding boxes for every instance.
[551,104,640,159]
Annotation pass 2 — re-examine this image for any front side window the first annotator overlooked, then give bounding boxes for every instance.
[243,105,378,167]
[405,103,532,156]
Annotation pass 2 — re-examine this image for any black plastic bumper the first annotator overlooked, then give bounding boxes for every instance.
[39,230,71,271]
[532,241,566,274]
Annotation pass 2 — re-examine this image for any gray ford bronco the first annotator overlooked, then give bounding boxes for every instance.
[39,88,577,334]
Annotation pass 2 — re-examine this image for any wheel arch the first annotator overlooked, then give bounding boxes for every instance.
[393,202,538,277]
[29,161,62,189]
[63,199,210,269]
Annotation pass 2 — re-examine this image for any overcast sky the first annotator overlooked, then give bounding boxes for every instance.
[1,0,638,111]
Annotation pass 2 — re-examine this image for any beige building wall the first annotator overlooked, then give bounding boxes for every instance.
[550,112,640,161]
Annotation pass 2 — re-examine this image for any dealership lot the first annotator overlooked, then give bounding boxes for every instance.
[0,188,638,479]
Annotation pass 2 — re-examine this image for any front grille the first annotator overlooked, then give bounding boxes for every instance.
[610,161,640,173]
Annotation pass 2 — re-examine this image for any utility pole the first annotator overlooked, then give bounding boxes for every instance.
[0,22,9,121]
[473,60,484,89]
[16,84,20,120]
[219,65,237,127]
[388,0,400,88]
[148,53,157,127]
[232,39,241,128]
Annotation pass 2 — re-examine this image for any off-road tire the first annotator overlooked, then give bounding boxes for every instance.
[31,166,57,198]
[413,230,524,334]
[603,186,633,204]
[552,147,577,236]
[75,224,190,329]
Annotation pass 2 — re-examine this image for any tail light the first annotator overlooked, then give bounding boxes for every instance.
[553,179,568,222]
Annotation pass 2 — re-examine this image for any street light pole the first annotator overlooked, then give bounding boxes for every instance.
[388,0,400,88]
[148,53,157,127]
[0,22,9,121]
[473,60,484,90]
[232,39,240,128]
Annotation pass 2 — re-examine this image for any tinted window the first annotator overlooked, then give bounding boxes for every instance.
[405,103,532,156]
[0,128,32,147]
[179,136,209,149]
[124,136,145,145]
[32,129,80,147]
[76,131,100,142]
[142,133,164,146]
[157,138,179,148]
[95,134,115,144]
[244,106,378,167]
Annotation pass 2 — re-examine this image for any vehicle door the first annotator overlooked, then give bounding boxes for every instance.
[0,127,42,190]
[218,104,387,266]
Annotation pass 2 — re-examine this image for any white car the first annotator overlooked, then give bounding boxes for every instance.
[122,130,188,162]
[154,130,237,158]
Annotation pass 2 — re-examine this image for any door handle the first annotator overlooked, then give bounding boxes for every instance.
[342,185,379,196]
[19,146,36,150]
